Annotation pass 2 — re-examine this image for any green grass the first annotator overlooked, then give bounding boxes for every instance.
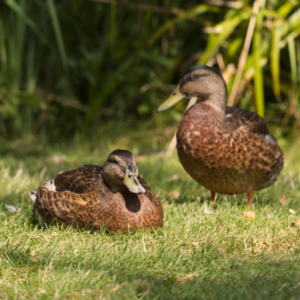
[1,127,300,299]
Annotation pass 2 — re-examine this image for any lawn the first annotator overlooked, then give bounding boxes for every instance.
[1,125,300,299]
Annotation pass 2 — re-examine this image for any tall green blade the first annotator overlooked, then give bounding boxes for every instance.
[148,5,215,47]
[110,0,117,46]
[288,37,299,119]
[253,9,264,117]
[47,0,68,73]
[5,0,49,46]
[271,19,282,102]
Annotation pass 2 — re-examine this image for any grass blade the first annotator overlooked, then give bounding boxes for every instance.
[5,0,49,46]
[148,5,216,47]
[288,37,299,120]
[271,19,282,102]
[253,8,264,117]
[110,0,117,46]
[46,0,68,73]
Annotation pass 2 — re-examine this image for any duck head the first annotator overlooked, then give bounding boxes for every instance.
[157,65,227,112]
[102,149,146,194]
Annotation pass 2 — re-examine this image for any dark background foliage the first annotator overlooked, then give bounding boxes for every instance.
[0,0,299,139]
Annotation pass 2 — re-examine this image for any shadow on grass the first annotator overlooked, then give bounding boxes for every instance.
[1,242,300,299]
[163,192,278,207]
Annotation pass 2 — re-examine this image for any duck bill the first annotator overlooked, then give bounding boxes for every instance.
[157,85,186,112]
[123,170,146,194]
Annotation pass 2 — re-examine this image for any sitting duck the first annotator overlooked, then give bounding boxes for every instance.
[157,65,283,204]
[29,149,163,232]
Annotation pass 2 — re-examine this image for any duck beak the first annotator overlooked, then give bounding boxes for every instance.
[157,85,186,112]
[123,170,146,194]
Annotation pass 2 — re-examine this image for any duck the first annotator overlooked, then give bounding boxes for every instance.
[157,65,284,204]
[28,149,163,232]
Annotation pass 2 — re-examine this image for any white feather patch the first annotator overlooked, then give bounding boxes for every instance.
[42,178,56,191]
[28,191,37,203]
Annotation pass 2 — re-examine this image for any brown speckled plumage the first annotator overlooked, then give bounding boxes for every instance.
[31,151,163,232]
[158,65,283,204]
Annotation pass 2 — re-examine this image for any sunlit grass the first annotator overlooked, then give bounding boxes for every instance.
[0,129,300,299]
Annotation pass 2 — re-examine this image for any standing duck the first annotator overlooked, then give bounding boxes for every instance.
[157,65,283,204]
[29,150,163,232]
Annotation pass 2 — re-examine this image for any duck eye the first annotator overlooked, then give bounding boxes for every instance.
[109,159,118,164]
[188,74,194,81]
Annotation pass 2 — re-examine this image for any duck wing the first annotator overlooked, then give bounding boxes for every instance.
[50,165,106,193]
[225,107,277,144]
[34,187,109,228]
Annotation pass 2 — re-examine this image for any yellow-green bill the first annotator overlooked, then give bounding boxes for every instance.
[123,170,145,194]
[157,85,185,112]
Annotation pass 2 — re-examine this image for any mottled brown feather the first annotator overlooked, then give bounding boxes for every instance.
[33,165,163,233]
[54,165,106,193]
[160,65,284,201]
[177,103,283,195]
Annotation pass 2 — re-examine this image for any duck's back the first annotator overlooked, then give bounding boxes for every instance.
[33,165,163,232]
[176,102,283,194]
[43,165,105,194]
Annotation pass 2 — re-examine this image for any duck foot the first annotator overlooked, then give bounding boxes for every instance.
[247,188,254,205]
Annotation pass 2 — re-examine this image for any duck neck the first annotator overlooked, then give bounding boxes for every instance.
[201,87,227,116]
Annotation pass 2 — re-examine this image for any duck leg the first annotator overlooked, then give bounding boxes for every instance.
[247,188,254,205]
[211,191,216,202]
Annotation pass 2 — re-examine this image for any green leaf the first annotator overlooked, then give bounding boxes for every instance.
[17,92,43,108]
[277,1,296,17]
[198,9,252,64]
[147,5,217,47]
[5,0,49,46]
[281,8,300,38]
